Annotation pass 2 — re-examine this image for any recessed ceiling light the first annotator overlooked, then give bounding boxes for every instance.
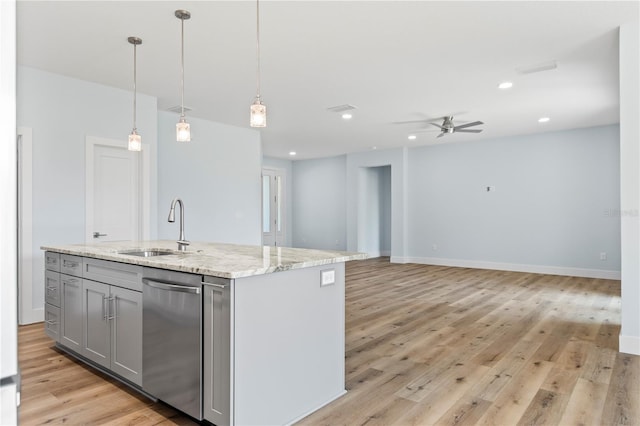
[342,113,353,120]
[408,135,417,140]
[538,117,550,123]
[289,151,297,156]
[498,81,513,90]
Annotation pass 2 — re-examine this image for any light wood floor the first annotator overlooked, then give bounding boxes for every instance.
[19,258,640,425]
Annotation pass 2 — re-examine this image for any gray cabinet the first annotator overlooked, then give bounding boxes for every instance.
[60,273,83,352]
[44,252,61,341]
[203,277,232,426]
[44,303,61,341]
[110,285,142,385]
[81,279,142,386]
[44,251,142,388]
[82,279,111,368]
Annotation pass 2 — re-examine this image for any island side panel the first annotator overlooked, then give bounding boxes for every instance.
[233,262,346,425]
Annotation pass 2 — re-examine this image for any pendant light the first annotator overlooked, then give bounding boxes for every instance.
[127,36,142,152]
[175,9,191,142]
[250,0,266,127]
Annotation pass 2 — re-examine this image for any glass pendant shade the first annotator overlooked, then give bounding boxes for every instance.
[250,100,267,128]
[128,131,142,152]
[176,117,191,142]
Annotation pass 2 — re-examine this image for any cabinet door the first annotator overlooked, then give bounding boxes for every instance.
[82,279,110,369]
[110,286,142,386]
[44,271,61,308]
[44,303,61,341]
[203,282,232,426]
[60,275,83,352]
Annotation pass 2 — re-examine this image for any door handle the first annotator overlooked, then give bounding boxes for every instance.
[93,232,108,239]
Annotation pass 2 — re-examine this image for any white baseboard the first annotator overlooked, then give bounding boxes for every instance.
[380,250,391,257]
[285,389,347,426]
[390,256,621,280]
[19,307,44,325]
[619,334,640,355]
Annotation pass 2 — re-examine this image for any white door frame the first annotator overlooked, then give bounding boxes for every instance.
[85,136,151,243]
[17,127,41,324]
[262,167,286,246]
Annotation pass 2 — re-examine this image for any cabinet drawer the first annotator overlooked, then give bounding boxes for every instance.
[83,258,143,292]
[45,270,61,307]
[45,252,60,272]
[44,303,61,341]
[60,255,83,277]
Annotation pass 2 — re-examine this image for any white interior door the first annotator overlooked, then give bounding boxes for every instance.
[262,168,286,246]
[86,137,149,243]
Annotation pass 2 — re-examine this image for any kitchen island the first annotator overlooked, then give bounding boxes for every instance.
[41,240,365,425]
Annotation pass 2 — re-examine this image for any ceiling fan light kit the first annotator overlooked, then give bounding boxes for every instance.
[431,116,484,138]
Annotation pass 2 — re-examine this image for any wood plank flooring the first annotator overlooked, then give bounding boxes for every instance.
[18,257,640,425]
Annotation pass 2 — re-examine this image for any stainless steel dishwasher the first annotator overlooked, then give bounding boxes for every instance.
[142,267,203,420]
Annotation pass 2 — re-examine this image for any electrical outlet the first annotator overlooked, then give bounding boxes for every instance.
[321,269,335,287]
[600,252,607,261]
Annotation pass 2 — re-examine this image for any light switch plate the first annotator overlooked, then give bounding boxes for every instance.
[321,269,335,287]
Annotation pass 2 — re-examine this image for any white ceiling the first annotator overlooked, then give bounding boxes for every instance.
[17,1,638,160]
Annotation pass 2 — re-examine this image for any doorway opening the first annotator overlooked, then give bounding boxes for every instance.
[262,168,286,246]
[357,165,391,259]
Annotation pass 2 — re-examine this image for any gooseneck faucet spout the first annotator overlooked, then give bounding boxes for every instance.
[168,197,189,251]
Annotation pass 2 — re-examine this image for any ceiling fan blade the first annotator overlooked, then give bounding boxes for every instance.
[455,129,483,133]
[454,121,484,130]
[392,120,430,125]
[431,123,445,130]
[436,132,445,138]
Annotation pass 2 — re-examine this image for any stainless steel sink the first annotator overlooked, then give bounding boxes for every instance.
[118,249,178,257]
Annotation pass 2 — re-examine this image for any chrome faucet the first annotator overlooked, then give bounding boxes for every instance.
[167,198,189,251]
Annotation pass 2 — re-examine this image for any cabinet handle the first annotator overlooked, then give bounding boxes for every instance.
[107,296,116,321]
[102,296,108,321]
[201,281,227,290]
[45,319,57,325]
[63,260,79,268]
[64,279,79,288]
[46,286,58,292]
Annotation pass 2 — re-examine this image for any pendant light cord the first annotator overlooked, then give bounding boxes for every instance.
[133,42,137,131]
[181,16,185,117]
[256,0,261,101]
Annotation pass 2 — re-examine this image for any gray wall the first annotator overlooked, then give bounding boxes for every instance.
[292,155,346,250]
[157,111,262,245]
[407,125,620,273]
[17,66,158,312]
[292,125,620,277]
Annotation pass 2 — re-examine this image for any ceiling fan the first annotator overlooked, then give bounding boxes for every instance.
[431,116,484,138]
[394,115,484,138]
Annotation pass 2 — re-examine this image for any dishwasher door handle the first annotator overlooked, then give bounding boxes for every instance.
[142,278,201,294]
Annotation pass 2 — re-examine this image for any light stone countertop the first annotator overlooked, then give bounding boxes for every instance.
[41,240,367,279]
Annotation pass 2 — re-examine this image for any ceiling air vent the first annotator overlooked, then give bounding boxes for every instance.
[326,104,358,113]
[166,105,193,113]
[516,60,557,75]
